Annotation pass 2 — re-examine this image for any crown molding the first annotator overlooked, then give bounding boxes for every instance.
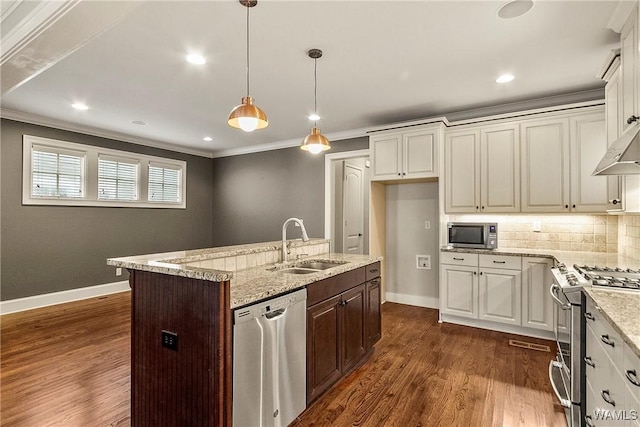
[210,127,368,158]
[0,108,215,158]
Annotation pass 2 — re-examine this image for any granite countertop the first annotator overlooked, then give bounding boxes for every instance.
[107,241,381,309]
[584,287,640,358]
[441,246,639,269]
[230,253,381,309]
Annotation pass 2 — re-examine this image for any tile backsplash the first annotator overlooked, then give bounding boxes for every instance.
[448,214,618,253]
[619,214,640,260]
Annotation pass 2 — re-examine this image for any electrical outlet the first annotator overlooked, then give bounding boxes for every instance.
[424,221,431,230]
[416,255,431,269]
[115,267,122,276]
[533,220,542,232]
[161,330,178,351]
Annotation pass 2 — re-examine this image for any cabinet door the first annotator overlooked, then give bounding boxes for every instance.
[307,295,342,403]
[341,284,366,374]
[570,112,610,212]
[365,278,381,351]
[445,130,480,213]
[621,4,638,135]
[370,134,402,181]
[480,124,520,212]
[479,267,521,325]
[521,257,553,331]
[403,129,437,179]
[440,264,478,319]
[521,118,570,212]
[605,67,623,208]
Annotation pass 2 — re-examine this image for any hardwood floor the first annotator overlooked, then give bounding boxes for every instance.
[1,294,565,427]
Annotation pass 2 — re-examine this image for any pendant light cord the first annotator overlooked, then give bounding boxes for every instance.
[246,3,250,97]
[314,56,318,127]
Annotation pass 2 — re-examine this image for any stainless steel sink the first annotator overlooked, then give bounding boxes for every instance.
[278,268,320,275]
[296,260,347,270]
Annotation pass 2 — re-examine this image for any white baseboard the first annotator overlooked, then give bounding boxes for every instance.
[1,281,130,315]
[439,313,557,342]
[385,292,439,309]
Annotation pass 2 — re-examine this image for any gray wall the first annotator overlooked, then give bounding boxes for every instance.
[210,137,369,246]
[1,119,214,300]
[385,182,440,308]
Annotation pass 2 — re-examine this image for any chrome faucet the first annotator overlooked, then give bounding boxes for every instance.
[282,217,310,262]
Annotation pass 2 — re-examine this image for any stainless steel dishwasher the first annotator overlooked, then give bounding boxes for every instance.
[233,288,307,427]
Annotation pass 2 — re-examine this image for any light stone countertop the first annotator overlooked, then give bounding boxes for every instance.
[230,253,382,309]
[441,246,639,269]
[107,240,381,309]
[583,287,640,358]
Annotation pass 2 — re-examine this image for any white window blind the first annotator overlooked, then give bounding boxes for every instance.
[98,155,139,201]
[31,145,84,198]
[148,163,181,203]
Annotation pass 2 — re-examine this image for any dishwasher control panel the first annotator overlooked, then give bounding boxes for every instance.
[233,288,307,324]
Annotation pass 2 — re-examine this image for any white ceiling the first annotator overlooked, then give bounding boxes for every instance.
[0,1,623,157]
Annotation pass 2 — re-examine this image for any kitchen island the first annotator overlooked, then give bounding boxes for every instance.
[108,239,382,427]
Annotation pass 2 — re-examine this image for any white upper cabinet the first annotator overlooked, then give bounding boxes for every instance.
[521,117,571,212]
[480,124,520,212]
[444,130,480,212]
[445,124,519,213]
[604,66,624,208]
[370,126,440,181]
[621,3,639,134]
[569,112,610,212]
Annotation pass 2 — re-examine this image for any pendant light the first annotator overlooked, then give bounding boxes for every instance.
[228,0,268,132]
[300,48,331,154]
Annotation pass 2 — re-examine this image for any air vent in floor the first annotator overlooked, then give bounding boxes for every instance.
[508,339,551,352]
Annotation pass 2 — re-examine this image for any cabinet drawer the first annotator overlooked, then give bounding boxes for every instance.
[365,262,381,281]
[585,296,624,368]
[479,254,521,270]
[623,342,640,401]
[307,267,366,307]
[441,252,478,267]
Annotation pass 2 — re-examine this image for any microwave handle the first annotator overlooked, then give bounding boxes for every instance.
[549,283,571,310]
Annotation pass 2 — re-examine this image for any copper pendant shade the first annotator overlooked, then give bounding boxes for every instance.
[301,48,330,154]
[228,0,268,132]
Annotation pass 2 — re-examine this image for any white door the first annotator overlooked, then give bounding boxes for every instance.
[444,130,480,213]
[480,124,520,212]
[440,264,478,319]
[522,257,553,331]
[403,129,437,179]
[370,134,401,180]
[343,162,364,254]
[479,268,521,325]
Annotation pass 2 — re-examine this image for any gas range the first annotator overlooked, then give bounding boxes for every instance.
[551,263,640,293]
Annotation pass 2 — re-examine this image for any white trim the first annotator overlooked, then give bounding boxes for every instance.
[607,1,637,33]
[212,127,368,158]
[1,108,214,158]
[439,313,557,342]
[385,292,439,309]
[324,149,371,244]
[0,281,130,315]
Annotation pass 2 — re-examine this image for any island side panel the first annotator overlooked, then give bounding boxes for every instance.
[129,270,231,427]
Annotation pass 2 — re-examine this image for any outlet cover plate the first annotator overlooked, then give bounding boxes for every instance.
[416,255,431,269]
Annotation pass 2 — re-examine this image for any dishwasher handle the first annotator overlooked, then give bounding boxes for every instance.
[264,308,286,320]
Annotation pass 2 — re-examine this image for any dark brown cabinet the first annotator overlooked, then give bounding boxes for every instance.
[306,262,381,404]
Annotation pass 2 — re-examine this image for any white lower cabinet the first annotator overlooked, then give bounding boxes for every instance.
[479,267,521,325]
[440,252,479,319]
[522,257,554,331]
[584,294,640,427]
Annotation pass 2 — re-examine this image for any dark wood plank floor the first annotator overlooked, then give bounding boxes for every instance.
[1,293,566,427]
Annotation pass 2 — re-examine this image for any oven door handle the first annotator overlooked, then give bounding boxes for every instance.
[549,283,571,310]
[548,360,572,408]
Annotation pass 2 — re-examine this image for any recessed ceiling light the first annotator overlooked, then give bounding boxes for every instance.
[131,120,147,125]
[498,0,533,19]
[308,113,320,121]
[71,102,89,110]
[203,136,213,142]
[496,74,515,83]
[186,53,206,65]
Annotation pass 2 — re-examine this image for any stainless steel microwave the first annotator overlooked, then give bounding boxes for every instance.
[447,222,498,249]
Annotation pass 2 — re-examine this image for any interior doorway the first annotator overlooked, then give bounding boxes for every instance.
[324,150,370,254]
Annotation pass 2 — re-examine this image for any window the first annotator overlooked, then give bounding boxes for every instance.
[31,145,85,199]
[149,163,181,203]
[23,135,186,208]
[98,156,139,201]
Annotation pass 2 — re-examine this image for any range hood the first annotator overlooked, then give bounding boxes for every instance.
[593,123,640,175]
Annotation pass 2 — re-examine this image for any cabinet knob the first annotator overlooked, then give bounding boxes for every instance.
[572,204,576,209]
[627,115,640,124]
[476,206,479,210]
[626,369,640,387]
[481,206,485,210]
[600,334,615,347]
[610,199,620,205]
[600,389,615,406]
[397,173,401,176]
[584,312,594,321]
[584,356,595,368]
[565,205,569,209]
